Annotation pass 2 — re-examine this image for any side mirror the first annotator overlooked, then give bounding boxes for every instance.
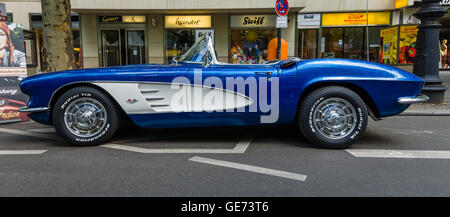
[170,57,178,64]
[202,51,212,67]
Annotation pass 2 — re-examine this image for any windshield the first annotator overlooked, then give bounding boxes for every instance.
[177,35,285,65]
[179,35,217,63]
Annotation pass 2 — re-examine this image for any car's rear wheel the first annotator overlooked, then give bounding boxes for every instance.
[298,86,368,149]
[52,87,120,146]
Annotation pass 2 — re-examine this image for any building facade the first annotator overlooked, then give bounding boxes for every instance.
[2,0,449,72]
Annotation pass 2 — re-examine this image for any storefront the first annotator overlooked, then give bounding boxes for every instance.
[229,15,278,64]
[164,15,213,63]
[298,12,391,62]
[98,15,147,67]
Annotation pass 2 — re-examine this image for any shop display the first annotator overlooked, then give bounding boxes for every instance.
[379,27,398,64]
[399,26,418,64]
[230,29,276,64]
[441,39,448,68]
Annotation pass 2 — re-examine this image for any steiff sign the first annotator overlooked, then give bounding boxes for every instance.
[165,16,212,28]
[231,15,277,28]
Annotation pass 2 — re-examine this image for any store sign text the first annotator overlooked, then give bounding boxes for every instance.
[322,12,391,26]
[441,0,450,5]
[165,16,212,28]
[231,15,276,28]
[243,17,265,26]
[99,16,122,23]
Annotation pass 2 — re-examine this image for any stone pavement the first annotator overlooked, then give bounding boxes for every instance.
[401,70,450,116]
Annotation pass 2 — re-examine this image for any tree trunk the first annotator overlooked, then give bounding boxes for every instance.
[40,0,75,72]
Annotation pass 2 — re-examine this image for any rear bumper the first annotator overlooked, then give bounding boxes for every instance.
[18,106,49,113]
[397,95,429,104]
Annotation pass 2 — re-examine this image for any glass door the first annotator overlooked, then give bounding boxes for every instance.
[298,29,318,59]
[101,30,121,66]
[126,30,145,65]
[322,28,343,58]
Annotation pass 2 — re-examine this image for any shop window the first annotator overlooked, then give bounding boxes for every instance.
[343,27,364,59]
[165,29,196,63]
[322,27,385,62]
[298,29,318,59]
[30,14,81,70]
[440,10,450,69]
[367,27,383,62]
[73,30,81,68]
[230,29,277,64]
[7,13,13,22]
[440,30,450,69]
[322,28,343,58]
[23,30,37,67]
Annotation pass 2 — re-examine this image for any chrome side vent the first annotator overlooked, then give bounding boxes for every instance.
[138,83,173,112]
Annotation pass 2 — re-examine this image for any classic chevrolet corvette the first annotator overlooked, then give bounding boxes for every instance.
[19,36,428,149]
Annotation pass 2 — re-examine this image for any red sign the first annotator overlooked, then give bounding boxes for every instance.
[275,0,289,16]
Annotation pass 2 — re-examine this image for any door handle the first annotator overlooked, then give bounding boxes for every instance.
[254,71,273,76]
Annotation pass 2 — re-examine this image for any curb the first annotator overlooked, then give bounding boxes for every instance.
[399,109,450,116]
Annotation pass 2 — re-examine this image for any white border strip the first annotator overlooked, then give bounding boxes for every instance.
[189,156,307,182]
[0,150,47,155]
[346,149,450,159]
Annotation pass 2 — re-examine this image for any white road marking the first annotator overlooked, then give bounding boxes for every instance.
[346,149,450,159]
[101,132,255,154]
[189,156,307,182]
[0,150,47,155]
[0,128,56,140]
[0,127,254,154]
[101,143,240,154]
[28,128,56,133]
[232,132,254,153]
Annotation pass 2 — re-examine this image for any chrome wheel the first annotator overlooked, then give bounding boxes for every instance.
[312,98,357,140]
[63,97,107,138]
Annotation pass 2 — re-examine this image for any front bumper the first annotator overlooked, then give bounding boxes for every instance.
[397,94,429,104]
[18,106,49,113]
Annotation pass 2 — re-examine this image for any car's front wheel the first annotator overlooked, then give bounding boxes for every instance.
[299,86,368,149]
[52,87,120,146]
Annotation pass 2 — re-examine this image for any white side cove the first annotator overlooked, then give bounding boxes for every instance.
[93,82,253,114]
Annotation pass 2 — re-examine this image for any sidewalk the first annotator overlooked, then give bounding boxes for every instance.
[400,70,450,116]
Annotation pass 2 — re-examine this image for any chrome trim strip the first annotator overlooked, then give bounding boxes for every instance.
[398,94,429,104]
[18,107,49,113]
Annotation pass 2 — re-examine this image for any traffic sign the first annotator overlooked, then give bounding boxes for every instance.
[275,0,289,16]
[276,16,288,28]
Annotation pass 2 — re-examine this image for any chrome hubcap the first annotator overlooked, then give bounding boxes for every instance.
[64,98,107,137]
[313,98,357,140]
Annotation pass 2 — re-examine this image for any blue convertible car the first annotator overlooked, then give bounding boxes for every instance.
[19,36,428,149]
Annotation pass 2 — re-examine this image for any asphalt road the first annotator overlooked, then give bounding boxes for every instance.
[0,116,449,196]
